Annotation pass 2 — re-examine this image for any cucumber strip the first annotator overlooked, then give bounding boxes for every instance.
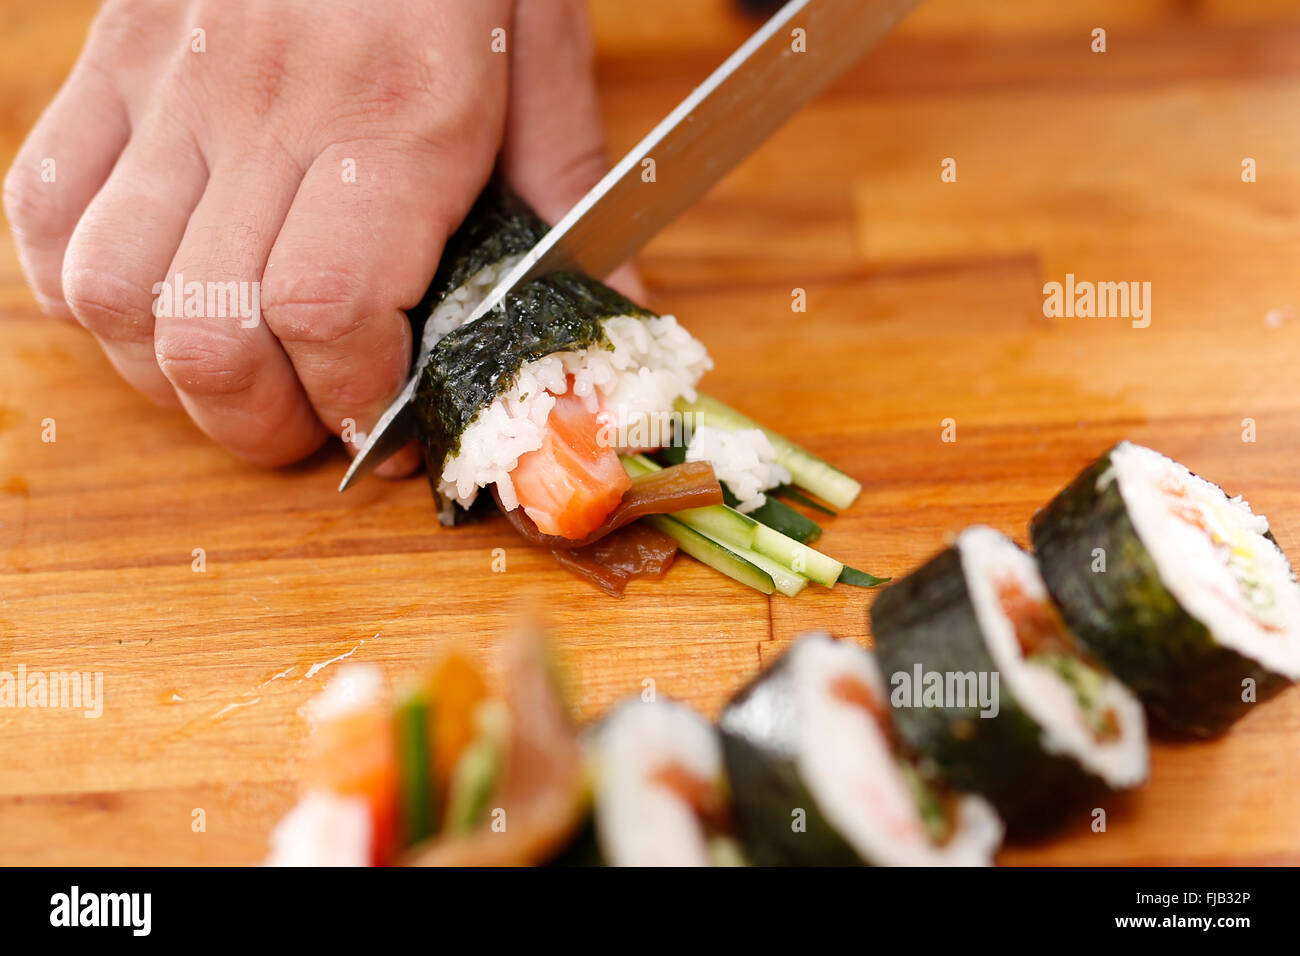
[624,452,832,589]
[734,543,809,597]
[675,505,758,548]
[444,735,501,834]
[620,452,669,480]
[393,691,435,845]
[621,454,759,550]
[651,445,688,468]
[643,514,775,595]
[752,524,842,587]
[838,564,890,588]
[674,394,862,509]
[773,484,837,517]
[739,492,823,544]
[652,446,824,543]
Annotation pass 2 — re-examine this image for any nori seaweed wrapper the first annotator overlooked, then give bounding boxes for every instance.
[719,650,866,865]
[406,181,549,350]
[872,546,1120,838]
[1030,446,1294,736]
[415,271,652,524]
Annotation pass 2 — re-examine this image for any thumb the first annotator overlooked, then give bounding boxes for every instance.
[500,0,648,302]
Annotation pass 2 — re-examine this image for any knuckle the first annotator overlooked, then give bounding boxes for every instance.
[61,264,154,342]
[4,159,67,244]
[262,267,371,347]
[549,141,608,202]
[318,345,409,413]
[154,325,260,397]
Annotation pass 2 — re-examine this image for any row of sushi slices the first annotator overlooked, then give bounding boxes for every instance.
[268,441,1300,865]
[266,627,1006,866]
[869,440,1300,835]
[410,183,883,598]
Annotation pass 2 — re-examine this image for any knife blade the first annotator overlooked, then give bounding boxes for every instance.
[340,0,920,491]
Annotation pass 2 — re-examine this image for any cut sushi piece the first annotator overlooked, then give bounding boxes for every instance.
[585,699,743,866]
[297,665,401,865]
[1031,441,1300,736]
[415,269,712,534]
[872,526,1148,836]
[267,626,586,866]
[266,666,391,867]
[719,633,1002,865]
[265,790,373,868]
[402,626,586,866]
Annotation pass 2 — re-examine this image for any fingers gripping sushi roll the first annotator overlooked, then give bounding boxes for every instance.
[581,699,744,866]
[1031,441,1300,736]
[719,633,1002,866]
[872,527,1148,836]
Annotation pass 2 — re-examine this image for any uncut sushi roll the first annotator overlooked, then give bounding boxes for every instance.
[411,186,713,539]
[416,270,712,534]
[565,699,744,866]
[719,633,1002,866]
[872,526,1148,836]
[1030,441,1300,736]
[409,181,549,357]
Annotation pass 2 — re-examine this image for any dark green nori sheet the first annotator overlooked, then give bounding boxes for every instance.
[719,648,864,865]
[1030,446,1293,737]
[871,544,1117,838]
[406,181,549,348]
[415,271,653,481]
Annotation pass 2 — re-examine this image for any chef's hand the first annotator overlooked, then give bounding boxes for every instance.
[4,0,618,473]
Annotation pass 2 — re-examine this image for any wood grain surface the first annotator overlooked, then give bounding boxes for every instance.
[2,0,1299,865]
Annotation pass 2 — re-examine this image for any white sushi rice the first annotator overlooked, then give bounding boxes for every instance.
[686,425,791,513]
[304,664,385,728]
[792,633,1003,866]
[439,314,712,512]
[264,664,388,867]
[591,698,724,867]
[1107,441,1300,678]
[958,526,1149,788]
[265,789,373,867]
[418,256,523,356]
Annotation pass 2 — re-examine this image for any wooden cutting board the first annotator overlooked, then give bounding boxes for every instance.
[2,0,1299,865]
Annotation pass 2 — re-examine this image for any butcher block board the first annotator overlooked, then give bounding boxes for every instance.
[2,0,1300,865]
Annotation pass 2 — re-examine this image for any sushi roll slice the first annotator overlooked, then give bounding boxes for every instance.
[872,526,1148,836]
[1031,441,1300,736]
[267,626,586,866]
[577,699,744,866]
[719,633,1002,866]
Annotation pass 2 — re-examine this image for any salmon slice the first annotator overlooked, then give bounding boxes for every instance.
[511,386,632,540]
[303,704,400,865]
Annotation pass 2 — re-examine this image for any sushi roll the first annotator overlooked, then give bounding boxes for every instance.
[719,633,1003,865]
[1030,441,1300,736]
[872,526,1148,836]
[574,698,744,866]
[267,626,586,866]
[412,184,713,539]
[409,181,548,356]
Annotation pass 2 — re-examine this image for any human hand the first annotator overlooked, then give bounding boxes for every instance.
[4,0,621,472]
